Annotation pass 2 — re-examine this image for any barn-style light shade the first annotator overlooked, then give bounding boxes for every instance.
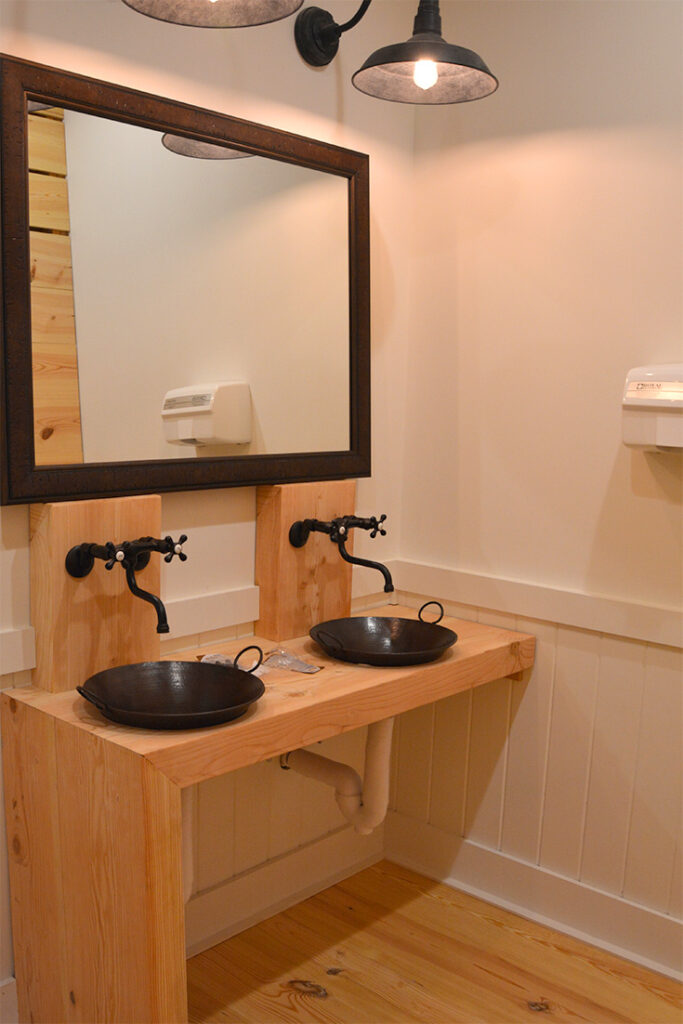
[121,0,303,28]
[161,134,251,159]
[352,0,497,104]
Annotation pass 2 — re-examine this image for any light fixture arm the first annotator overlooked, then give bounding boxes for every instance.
[413,0,442,36]
[295,0,373,68]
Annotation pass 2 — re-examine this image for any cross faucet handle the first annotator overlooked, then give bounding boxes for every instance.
[163,534,188,563]
[368,514,387,538]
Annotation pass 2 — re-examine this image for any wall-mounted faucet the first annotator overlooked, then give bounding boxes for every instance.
[65,535,187,634]
[288,514,394,593]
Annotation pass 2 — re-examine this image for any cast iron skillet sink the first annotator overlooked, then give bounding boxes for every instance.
[76,646,265,729]
[310,602,457,667]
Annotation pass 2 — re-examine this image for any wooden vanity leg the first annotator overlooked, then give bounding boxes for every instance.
[2,697,187,1023]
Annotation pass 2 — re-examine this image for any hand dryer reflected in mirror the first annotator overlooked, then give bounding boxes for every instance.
[162,382,252,447]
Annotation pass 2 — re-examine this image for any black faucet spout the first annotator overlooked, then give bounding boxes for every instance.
[124,564,170,634]
[336,537,394,593]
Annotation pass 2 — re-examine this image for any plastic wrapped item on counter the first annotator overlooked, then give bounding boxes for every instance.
[262,648,321,673]
[201,648,320,675]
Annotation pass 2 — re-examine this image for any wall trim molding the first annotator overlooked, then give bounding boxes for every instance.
[392,559,681,647]
[185,825,383,957]
[0,626,35,678]
[165,584,260,640]
[386,812,682,980]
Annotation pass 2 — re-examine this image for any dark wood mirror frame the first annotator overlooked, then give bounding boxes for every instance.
[0,54,370,504]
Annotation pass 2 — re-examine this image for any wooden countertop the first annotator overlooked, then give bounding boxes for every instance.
[2,606,535,789]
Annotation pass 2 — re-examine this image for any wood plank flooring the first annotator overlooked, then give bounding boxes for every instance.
[187,860,682,1024]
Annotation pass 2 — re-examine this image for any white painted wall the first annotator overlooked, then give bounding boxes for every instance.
[0,0,680,994]
[403,0,683,612]
[387,0,682,978]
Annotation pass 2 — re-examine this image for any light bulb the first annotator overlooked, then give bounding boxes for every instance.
[413,59,438,91]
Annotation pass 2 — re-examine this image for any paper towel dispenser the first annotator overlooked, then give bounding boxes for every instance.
[622,364,683,451]
[162,382,251,446]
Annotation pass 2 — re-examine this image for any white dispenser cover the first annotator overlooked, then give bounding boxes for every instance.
[622,364,683,451]
[162,382,251,446]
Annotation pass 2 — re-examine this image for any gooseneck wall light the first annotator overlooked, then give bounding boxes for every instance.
[296,0,498,104]
[120,0,303,28]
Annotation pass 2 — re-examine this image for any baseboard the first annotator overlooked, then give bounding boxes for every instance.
[391,559,681,647]
[0,977,18,1024]
[385,812,682,980]
[185,825,384,957]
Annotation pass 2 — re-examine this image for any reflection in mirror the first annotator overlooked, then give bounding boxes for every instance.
[28,108,350,467]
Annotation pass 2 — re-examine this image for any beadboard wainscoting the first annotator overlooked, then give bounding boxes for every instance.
[185,728,384,956]
[383,588,682,977]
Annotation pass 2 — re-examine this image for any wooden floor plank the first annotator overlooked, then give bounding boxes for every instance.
[187,861,682,1024]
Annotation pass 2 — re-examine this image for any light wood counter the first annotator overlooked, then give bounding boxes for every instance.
[2,606,534,1023]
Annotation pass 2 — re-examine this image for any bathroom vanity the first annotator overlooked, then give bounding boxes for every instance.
[2,608,534,1023]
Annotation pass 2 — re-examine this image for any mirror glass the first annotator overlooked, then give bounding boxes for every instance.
[27,107,349,467]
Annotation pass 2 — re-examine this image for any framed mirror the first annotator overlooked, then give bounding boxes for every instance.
[0,54,370,504]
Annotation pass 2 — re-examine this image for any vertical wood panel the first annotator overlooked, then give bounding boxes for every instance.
[463,678,509,847]
[501,618,557,862]
[267,758,305,859]
[389,715,402,812]
[622,644,682,912]
[668,839,682,919]
[539,627,600,878]
[394,704,434,822]
[579,636,645,893]
[233,762,271,875]
[429,690,471,836]
[196,774,235,892]
[462,609,517,848]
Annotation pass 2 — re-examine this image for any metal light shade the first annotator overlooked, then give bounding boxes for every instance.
[353,38,497,104]
[121,0,303,28]
[352,0,497,104]
[161,134,251,159]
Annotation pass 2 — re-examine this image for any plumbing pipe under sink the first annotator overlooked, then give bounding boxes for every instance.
[280,717,395,835]
[180,718,394,904]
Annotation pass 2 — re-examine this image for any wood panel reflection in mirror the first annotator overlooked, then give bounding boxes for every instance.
[0,55,370,503]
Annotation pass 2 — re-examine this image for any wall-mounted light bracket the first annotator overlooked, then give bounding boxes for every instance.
[295,0,372,67]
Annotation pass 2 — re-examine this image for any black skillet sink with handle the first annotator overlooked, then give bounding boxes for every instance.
[77,645,265,729]
[310,602,457,667]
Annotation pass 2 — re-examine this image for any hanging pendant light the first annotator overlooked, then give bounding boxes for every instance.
[161,134,252,158]
[121,0,303,29]
[295,0,497,105]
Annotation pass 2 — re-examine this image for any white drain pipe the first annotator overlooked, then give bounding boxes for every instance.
[280,717,395,835]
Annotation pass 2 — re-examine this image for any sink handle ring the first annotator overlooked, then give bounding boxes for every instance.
[76,686,107,713]
[418,600,444,625]
[234,645,264,674]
